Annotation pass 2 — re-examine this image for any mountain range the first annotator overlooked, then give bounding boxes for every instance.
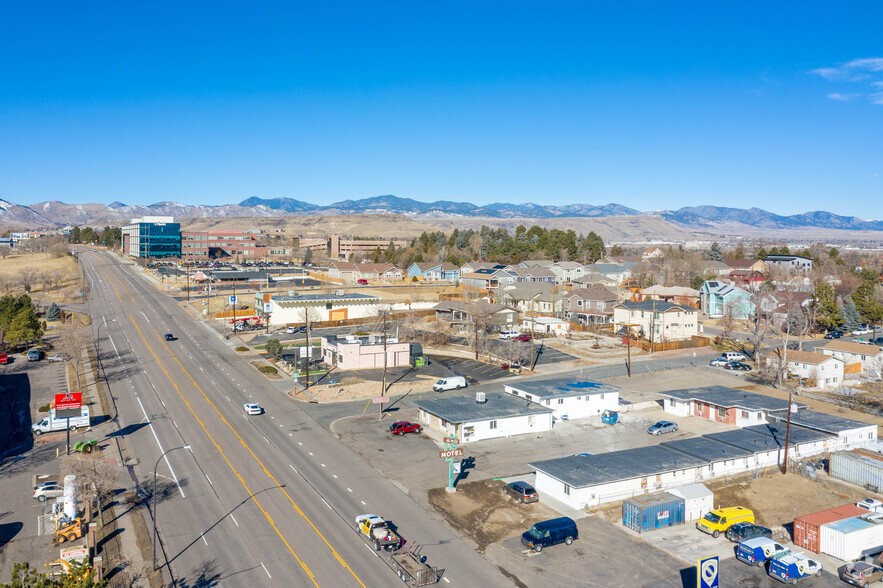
[1,195,881,232]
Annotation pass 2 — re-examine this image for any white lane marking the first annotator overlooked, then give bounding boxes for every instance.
[161,400,166,408]
[443,577,450,583]
[364,543,379,557]
[332,474,338,479]
[297,442,303,446]
[320,463,325,468]
[108,334,121,359]
[288,433,292,436]
[289,464,297,474]
[347,488,352,493]
[205,474,213,485]
[172,421,178,429]
[140,311,150,323]
[321,498,331,509]
[263,436,270,444]
[361,501,366,505]
[261,562,271,579]
[135,396,185,498]
[201,534,208,546]
[230,514,239,527]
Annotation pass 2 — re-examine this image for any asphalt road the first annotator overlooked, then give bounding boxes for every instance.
[78,249,511,587]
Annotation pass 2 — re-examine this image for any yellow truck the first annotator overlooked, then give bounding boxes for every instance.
[696,506,755,538]
[355,514,402,552]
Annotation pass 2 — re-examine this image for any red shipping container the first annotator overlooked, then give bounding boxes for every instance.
[793,504,865,553]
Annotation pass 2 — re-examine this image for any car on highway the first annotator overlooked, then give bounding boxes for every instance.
[33,482,64,502]
[724,361,752,371]
[356,279,368,285]
[841,560,883,586]
[513,333,532,342]
[164,333,175,341]
[648,421,678,435]
[389,421,422,436]
[502,481,539,504]
[709,358,730,367]
[0,353,8,364]
[852,326,873,336]
[824,330,844,339]
[243,403,262,415]
[725,522,772,542]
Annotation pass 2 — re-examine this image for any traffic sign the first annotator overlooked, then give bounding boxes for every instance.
[439,449,464,459]
[55,392,82,410]
[229,295,238,304]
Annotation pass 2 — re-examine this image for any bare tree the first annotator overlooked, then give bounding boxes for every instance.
[0,245,11,259]
[0,274,13,295]
[50,269,66,290]
[58,314,90,388]
[61,452,119,527]
[719,304,738,340]
[18,267,37,293]
[39,270,54,293]
[469,302,498,360]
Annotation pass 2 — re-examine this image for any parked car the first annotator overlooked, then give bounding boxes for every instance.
[33,483,64,502]
[520,517,578,552]
[164,333,175,341]
[841,560,883,586]
[852,326,873,336]
[389,421,422,436]
[499,330,520,340]
[502,481,539,504]
[47,354,68,362]
[243,403,262,415]
[724,361,752,371]
[513,334,532,342]
[286,326,298,334]
[27,349,41,361]
[647,421,678,435]
[736,537,789,567]
[696,506,755,538]
[0,353,8,364]
[356,279,368,285]
[870,337,883,346]
[726,522,772,542]
[433,376,467,392]
[709,358,730,367]
[825,330,844,339]
[720,352,746,362]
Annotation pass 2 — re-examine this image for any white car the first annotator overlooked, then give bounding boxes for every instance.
[47,354,67,362]
[243,403,262,415]
[852,326,873,336]
[499,330,520,340]
[709,358,729,367]
[286,326,297,334]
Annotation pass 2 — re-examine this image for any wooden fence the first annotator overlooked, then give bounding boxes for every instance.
[628,335,711,352]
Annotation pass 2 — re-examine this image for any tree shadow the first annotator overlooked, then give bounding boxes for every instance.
[0,521,23,550]
[177,559,222,588]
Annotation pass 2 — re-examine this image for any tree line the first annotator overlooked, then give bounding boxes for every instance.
[68,226,122,249]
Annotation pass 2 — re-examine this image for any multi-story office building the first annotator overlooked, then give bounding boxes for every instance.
[181,230,267,262]
[122,216,181,258]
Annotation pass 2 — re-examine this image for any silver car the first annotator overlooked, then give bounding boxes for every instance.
[33,483,64,502]
[648,421,678,435]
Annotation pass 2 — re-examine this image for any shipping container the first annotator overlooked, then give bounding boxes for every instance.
[668,483,713,522]
[794,504,865,553]
[622,492,685,533]
[831,450,883,493]
[820,514,883,561]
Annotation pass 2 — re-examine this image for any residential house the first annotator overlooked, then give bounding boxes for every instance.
[460,261,505,275]
[587,263,633,286]
[516,267,558,283]
[432,301,520,330]
[517,260,555,269]
[459,268,517,290]
[726,258,770,275]
[766,348,844,390]
[642,246,665,259]
[638,285,699,309]
[523,316,571,336]
[699,281,754,319]
[549,261,587,285]
[328,262,402,282]
[505,378,620,420]
[603,255,643,265]
[728,270,766,290]
[573,269,620,289]
[699,260,732,277]
[562,285,618,324]
[612,300,699,342]
[407,262,460,281]
[411,393,554,443]
[765,255,813,274]
[819,340,883,373]
[659,386,798,428]
[500,282,563,316]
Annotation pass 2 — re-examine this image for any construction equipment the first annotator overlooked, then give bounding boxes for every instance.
[55,516,84,544]
[72,440,99,454]
[601,410,618,425]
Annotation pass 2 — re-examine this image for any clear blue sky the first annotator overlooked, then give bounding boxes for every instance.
[1,2,881,217]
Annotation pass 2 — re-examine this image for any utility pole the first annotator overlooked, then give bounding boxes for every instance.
[530,295,536,371]
[186,265,190,302]
[381,311,389,396]
[304,310,311,390]
[232,281,237,333]
[781,388,794,474]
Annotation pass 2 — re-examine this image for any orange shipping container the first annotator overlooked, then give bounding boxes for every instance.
[793,504,865,553]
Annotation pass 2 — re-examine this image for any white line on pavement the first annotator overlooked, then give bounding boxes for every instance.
[263,436,270,444]
[321,498,331,509]
[205,474,212,485]
[140,311,150,323]
[230,514,239,527]
[361,500,366,506]
[201,534,208,546]
[289,464,297,473]
[108,335,121,359]
[135,396,185,498]
[346,488,352,493]
[443,577,450,583]
[260,562,271,579]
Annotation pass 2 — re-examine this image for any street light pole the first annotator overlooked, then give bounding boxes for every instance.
[153,445,191,571]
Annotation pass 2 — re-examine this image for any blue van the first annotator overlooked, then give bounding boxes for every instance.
[736,537,789,567]
[520,517,578,552]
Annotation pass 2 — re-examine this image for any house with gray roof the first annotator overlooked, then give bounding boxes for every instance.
[699,280,754,319]
[411,392,554,443]
[549,261,587,285]
[504,378,619,420]
[659,385,802,428]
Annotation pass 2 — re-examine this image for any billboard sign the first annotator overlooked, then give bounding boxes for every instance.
[55,392,82,410]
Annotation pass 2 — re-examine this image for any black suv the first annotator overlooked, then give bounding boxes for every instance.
[824,330,844,339]
[726,522,772,542]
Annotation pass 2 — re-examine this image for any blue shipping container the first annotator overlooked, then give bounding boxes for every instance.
[622,492,686,533]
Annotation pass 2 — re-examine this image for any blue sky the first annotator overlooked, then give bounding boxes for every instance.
[1,2,881,217]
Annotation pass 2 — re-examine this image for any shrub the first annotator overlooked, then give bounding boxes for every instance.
[46,302,61,322]
[38,403,51,412]
[258,365,278,375]
[235,346,249,352]
[264,338,283,360]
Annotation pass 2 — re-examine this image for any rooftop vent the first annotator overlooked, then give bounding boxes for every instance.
[475,392,486,404]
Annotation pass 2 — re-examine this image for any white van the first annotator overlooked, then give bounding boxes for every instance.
[433,376,467,392]
[720,352,746,362]
[499,330,520,340]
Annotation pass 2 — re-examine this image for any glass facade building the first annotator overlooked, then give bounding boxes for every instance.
[122,216,182,258]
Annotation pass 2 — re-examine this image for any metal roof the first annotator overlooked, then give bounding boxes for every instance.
[529,445,706,488]
[824,515,882,534]
[659,386,799,413]
[770,410,877,434]
[505,378,619,400]
[411,393,554,424]
[273,293,378,303]
[705,423,832,453]
[667,483,713,500]
[661,436,755,462]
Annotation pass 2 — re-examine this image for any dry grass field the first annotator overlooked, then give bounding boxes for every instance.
[0,251,81,304]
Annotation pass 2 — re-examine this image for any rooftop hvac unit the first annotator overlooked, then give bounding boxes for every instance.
[336,290,345,296]
[475,392,486,404]
[288,291,295,297]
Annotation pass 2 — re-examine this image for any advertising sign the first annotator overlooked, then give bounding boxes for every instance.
[439,449,464,459]
[372,397,390,404]
[55,392,82,410]
[229,295,238,304]
[697,555,719,588]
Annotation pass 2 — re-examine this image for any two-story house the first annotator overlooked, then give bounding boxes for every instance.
[613,300,699,342]
[699,281,754,319]
[500,282,562,316]
[765,255,813,274]
[563,285,618,324]
[407,262,460,281]
[549,261,586,285]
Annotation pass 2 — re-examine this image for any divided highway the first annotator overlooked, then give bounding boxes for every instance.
[78,249,510,587]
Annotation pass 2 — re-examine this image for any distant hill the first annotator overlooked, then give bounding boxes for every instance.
[0,195,881,233]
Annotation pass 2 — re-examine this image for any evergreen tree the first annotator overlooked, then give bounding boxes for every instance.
[690,275,706,291]
[609,244,624,256]
[302,247,312,265]
[851,279,883,327]
[811,283,841,332]
[705,242,723,262]
[69,227,81,243]
[841,299,861,332]
[46,302,61,322]
[755,246,768,260]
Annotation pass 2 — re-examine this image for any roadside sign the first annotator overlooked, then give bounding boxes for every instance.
[56,408,82,419]
[443,437,460,445]
[439,449,464,459]
[55,393,82,410]
[372,397,390,404]
[453,461,462,474]
[229,295,238,304]
[697,555,719,588]
[60,545,89,562]
[263,303,271,313]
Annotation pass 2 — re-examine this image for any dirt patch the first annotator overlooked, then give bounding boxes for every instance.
[289,376,438,402]
[427,479,559,552]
